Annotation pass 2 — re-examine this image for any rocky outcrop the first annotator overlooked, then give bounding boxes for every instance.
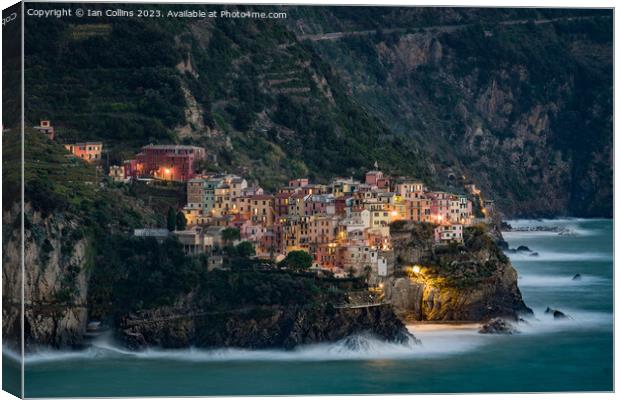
[384,265,529,322]
[545,307,570,320]
[2,204,89,351]
[479,317,519,334]
[385,222,531,322]
[120,304,414,350]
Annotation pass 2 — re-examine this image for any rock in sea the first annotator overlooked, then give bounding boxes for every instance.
[479,318,519,335]
[516,245,531,252]
[545,307,570,320]
[572,273,582,281]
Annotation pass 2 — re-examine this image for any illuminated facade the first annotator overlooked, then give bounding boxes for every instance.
[125,144,206,181]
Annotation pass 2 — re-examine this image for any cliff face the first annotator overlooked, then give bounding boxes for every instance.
[385,222,531,322]
[24,8,612,216]
[121,304,412,350]
[385,263,527,321]
[2,204,89,350]
[299,10,612,218]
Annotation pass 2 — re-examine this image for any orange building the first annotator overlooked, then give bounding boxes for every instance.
[64,142,103,162]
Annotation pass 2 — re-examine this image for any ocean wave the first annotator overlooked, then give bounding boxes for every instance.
[506,250,611,262]
[518,274,609,288]
[518,308,613,334]
[9,312,612,366]
[502,218,609,238]
[13,329,496,365]
[14,334,425,365]
[504,218,609,226]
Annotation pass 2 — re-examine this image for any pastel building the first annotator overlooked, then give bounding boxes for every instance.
[433,224,464,244]
[427,191,452,225]
[108,165,128,183]
[405,197,432,223]
[395,181,425,198]
[64,142,103,162]
[248,195,275,226]
[304,194,336,216]
[365,170,390,189]
[174,226,215,255]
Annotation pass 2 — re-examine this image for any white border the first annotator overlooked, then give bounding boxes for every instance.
[0,1,616,400]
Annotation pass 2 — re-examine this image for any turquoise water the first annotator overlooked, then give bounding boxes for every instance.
[11,219,614,396]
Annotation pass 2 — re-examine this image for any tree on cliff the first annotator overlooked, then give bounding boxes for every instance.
[279,250,313,271]
[176,211,187,231]
[166,207,177,231]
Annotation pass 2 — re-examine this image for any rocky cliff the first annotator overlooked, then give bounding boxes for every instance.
[300,9,612,218]
[24,8,612,217]
[385,222,531,322]
[2,204,89,350]
[121,303,412,350]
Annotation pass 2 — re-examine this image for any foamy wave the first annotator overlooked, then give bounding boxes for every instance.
[507,250,611,262]
[518,308,613,334]
[518,274,609,288]
[18,334,428,365]
[504,218,608,226]
[16,328,496,365]
[11,312,612,366]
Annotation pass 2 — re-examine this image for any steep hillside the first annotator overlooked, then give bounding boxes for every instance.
[24,6,431,190]
[23,6,612,216]
[294,8,612,217]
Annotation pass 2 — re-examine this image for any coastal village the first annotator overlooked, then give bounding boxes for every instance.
[37,120,494,281]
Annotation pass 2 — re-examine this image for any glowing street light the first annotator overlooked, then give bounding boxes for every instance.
[412,265,421,274]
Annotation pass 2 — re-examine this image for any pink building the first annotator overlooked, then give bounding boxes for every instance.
[289,178,309,188]
[434,224,464,244]
[125,144,206,182]
[427,192,452,225]
[315,243,338,268]
[304,194,335,216]
[275,193,291,219]
[365,170,390,189]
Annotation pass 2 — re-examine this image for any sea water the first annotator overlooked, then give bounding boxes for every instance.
[5,219,613,396]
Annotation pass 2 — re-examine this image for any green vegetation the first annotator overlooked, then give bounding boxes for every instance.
[429,225,507,288]
[279,250,313,271]
[176,211,187,230]
[88,235,200,318]
[235,241,256,258]
[166,206,177,231]
[309,10,612,217]
[25,17,184,146]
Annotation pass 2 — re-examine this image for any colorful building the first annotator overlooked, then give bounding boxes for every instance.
[433,224,464,244]
[108,165,128,183]
[125,144,206,182]
[64,142,103,162]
